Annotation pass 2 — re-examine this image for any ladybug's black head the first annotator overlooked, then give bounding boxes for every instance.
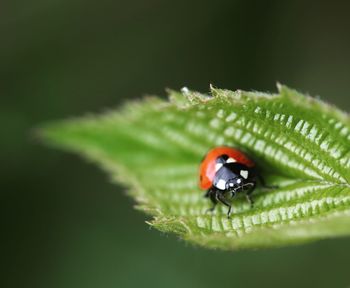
[225,177,255,194]
[213,162,256,194]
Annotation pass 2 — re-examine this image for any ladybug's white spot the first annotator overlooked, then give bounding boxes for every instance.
[240,170,249,179]
[236,178,242,184]
[215,163,223,172]
[226,157,236,163]
[216,179,226,190]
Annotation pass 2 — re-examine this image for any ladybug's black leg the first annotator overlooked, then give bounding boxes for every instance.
[258,174,278,189]
[205,188,218,213]
[245,182,256,208]
[216,193,232,218]
[246,190,254,208]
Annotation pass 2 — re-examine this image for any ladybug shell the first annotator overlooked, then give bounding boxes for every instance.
[199,146,255,190]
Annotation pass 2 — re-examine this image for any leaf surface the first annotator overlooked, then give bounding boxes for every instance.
[40,85,350,249]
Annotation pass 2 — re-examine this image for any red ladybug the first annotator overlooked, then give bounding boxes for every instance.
[199,146,257,217]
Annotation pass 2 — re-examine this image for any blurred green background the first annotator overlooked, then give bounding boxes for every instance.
[2,1,350,287]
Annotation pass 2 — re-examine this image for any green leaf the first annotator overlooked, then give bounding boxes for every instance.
[40,84,350,250]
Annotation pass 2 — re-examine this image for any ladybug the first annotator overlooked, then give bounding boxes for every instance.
[199,146,259,218]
